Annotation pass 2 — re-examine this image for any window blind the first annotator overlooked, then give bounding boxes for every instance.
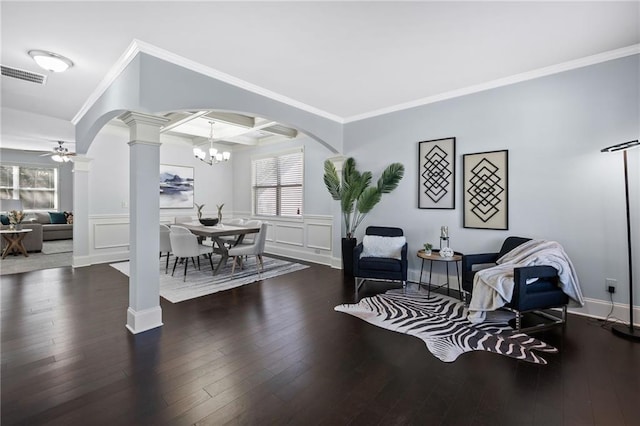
[252,151,303,217]
[0,165,58,210]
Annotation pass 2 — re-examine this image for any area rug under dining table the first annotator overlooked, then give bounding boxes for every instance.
[110,255,308,303]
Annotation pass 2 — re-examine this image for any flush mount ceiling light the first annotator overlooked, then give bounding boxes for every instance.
[28,50,73,72]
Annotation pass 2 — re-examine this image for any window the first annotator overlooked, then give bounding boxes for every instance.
[0,165,58,210]
[252,150,303,217]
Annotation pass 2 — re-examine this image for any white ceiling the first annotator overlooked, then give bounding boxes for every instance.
[1,1,639,150]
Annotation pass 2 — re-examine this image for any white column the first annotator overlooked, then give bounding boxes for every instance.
[120,111,168,334]
[326,155,347,269]
[72,155,92,268]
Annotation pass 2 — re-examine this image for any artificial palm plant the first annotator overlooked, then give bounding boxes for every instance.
[323,157,405,239]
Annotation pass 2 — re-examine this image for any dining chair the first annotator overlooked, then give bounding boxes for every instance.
[169,226,214,281]
[159,224,172,273]
[219,217,247,248]
[223,219,262,251]
[228,222,268,275]
[237,219,262,246]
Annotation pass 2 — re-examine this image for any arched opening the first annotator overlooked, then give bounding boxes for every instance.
[77,106,341,334]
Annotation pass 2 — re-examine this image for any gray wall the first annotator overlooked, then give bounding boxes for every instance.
[0,148,74,212]
[344,54,640,306]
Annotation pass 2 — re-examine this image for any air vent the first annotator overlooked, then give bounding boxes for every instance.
[1,65,46,85]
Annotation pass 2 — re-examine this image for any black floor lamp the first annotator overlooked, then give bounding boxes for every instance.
[601,139,640,342]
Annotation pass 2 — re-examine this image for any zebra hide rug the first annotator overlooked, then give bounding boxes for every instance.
[334,289,557,364]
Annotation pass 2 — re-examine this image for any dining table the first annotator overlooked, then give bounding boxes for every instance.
[174,221,261,275]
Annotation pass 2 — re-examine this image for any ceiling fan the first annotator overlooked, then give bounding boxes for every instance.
[40,141,76,162]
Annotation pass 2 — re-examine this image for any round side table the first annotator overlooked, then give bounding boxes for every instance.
[417,249,463,300]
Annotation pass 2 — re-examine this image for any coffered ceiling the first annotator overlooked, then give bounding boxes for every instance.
[161,111,298,148]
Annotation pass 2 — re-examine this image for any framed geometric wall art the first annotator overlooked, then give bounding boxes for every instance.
[418,137,456,209]
[159,164,194,209]
[463,150,509,230]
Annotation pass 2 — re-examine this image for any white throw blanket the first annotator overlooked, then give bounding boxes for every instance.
[468,240,584,323]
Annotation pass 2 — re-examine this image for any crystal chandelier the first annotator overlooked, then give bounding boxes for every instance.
[193,121,231,165]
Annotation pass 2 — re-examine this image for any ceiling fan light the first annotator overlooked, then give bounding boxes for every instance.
[51,154,63,162]
[28,50,73,72]
[63,156,71,162]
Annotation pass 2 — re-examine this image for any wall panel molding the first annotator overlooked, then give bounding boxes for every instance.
[86,212,334,267]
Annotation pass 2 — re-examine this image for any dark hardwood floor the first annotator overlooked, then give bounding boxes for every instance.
[1,262,639,425]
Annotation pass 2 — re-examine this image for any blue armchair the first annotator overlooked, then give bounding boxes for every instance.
[462,236,569,332]
[353,226,408,300]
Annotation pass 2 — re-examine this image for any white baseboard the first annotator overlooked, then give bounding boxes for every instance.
[265,243,333,266]
[87,250,130,266]
[569,297,640,327]
[126,306,163,334]
[329,256,342,269]
[72,255,92,268]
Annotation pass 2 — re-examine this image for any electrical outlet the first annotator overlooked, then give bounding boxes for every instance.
[606,278,617,293]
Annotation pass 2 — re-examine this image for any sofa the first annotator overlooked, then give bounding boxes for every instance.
[0,223,43,253]
[30,212,73,241]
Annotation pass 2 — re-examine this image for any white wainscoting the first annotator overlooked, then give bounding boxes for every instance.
[238,212,334,266]
[88,214,131,265]
[87,212,334,266]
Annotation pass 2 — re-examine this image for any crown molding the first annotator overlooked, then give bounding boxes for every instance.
[71,40,140,125]
[72,39,344,126]
[74,41,639,128]
[344,43,640,123]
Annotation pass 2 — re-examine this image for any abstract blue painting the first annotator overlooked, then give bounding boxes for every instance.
[159,164,194,209]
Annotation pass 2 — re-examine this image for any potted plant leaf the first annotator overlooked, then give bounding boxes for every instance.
[195,203,205,220]
[216,203,224,223]
[323,157,404,276]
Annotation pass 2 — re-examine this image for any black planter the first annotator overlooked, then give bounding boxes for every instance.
[341,237,357,277]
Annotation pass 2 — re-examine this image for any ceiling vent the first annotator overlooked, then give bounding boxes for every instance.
[1,65,47,85]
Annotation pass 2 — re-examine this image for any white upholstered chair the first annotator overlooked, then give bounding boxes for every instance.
[237,219,262,246]
[228,222,268,275]
[159,224,172,273]
[219,217,247,247]
[169,226,214,281]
